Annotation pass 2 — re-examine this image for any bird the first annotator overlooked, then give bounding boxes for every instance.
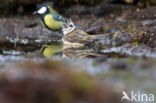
[62,19,106,48]
[34,5,66,31]
[62,19,107,58]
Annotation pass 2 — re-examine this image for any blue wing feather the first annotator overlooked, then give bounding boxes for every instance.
[51,14,65,22]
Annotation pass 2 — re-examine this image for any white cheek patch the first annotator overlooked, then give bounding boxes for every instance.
[37,7,47,14]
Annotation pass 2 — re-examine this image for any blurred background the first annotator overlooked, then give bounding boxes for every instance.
[0,0,156,103]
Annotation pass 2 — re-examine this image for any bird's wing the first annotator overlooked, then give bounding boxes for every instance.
[47,5,60,16]
[51,14,65,22]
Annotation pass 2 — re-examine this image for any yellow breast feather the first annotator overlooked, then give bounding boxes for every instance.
[44,14,64,30]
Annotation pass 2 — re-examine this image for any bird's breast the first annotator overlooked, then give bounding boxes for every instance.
[44,15,64,30]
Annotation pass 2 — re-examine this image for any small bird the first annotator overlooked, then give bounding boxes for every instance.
[34,5,66,31]
[62,19,106,58]
[62,19,105,48]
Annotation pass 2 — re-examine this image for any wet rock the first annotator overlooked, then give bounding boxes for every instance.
[101,44,156,58]
[141,23,156,48]
[63,27,142,49]
[0,17,62,48]
[62,43,156,58]
[125,6,156,20]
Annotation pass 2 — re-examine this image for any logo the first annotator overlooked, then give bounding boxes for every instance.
[121,91,155,102]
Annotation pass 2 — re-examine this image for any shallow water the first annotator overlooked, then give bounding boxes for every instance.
[1,40,156,100]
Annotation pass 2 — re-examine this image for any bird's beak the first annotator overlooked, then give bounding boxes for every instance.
[33,11,37,15]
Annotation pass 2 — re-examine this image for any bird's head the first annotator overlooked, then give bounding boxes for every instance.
[62,19,75,35]
[33,5,49,15]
